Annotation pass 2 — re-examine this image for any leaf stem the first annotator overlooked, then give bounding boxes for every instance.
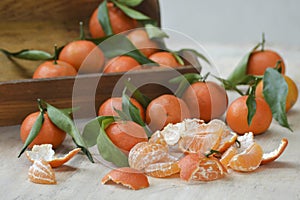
[261,32,266,51]
[79,21,85,40]
[53,45,58,65]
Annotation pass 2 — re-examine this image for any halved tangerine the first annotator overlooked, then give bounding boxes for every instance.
[25,144,80,168]
[28,159,56,184]
[101,167,149,190]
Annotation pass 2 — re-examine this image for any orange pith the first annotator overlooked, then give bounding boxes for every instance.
[145,161,180,178]
[261,138,288,165]
[28,159,56,184]
[128,142,169,171]
[25,144,81,168]
[101,167,149,190]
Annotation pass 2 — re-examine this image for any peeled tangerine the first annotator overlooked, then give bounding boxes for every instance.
[28,159,56,184]
[220,133,289,172]
[25,144,81,168]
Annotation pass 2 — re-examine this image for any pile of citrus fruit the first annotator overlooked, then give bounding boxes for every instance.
[15,0,298,190]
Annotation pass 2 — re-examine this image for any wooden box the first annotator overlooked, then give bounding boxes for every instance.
[0,0,199,126]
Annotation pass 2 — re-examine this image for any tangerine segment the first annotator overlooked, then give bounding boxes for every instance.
[229,142,263,172]
[220,146,238,168]
[145,161,180,178]
[217,131,238,153]
[28,160,56,184]
[149,131,168,147]
[193,157,227,181]
[261,138,288,165]
[101,167,149,190]
[178,153,201,181]
[178,132,221,154]
[25,144,81,168]
[128,142,169,171]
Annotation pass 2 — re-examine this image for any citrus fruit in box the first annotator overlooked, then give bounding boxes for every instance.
[127,29,159,57]
[247,49,285,76]
[149,52,182,68]
[146,94,190,131]
[89,2,138,38]
[105,121,148,153]
[59,40,105,74]
[255,75,298,112]
[103,56,141,73]
[182,81,228,122]
[98,97,145,121]
[33,60,77,79]
[226,95,272,135]
[20,112,66,149]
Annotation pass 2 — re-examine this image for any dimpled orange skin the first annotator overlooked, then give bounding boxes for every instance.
[103,56,141,73]
[255,76,298,112]
[226,96,273,135]
[127,29,159,57]
[58,40,105,73]
[146,94,191,131]
[98,97,145,121]
[247,50,285,76]
[20,112,66,149]
[182,81,228,122]
[33,60,77,79]
[89,3,138,38]
[105,121,148,153]
[149,52,182,68]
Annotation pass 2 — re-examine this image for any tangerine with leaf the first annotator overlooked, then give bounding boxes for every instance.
[181,74,228,122]
[247,34,285,76]
[89,2,138,38]
[149,51,182,68]
[20,112,66,149]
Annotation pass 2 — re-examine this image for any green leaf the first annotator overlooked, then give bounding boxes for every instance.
[18,111,44,158]
[246,94,256,126]
[82,116,115,147]
[263,68,292,131]
[212,75,244,96]
[117,0,144,7]
[97,120,129,167]
[124,79,151,109]
[44,100,94,162]
[171,51,185,66]
[227,43,261,85]
[145,24,169,39]
[59,107,80,116]
[169,73,202,97]
[1,49,53,60]
[100,34,156,65]
[112,0,150,20]
[176,48,211,66]
[98,0,113,36]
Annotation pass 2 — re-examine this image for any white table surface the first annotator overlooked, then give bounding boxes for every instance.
[1,44,299,200]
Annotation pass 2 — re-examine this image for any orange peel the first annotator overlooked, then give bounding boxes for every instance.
[261,138,288,165]
[101,167,149,190]
[25,144,80,168]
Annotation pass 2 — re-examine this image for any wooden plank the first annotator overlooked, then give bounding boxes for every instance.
[0,67,199,126]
